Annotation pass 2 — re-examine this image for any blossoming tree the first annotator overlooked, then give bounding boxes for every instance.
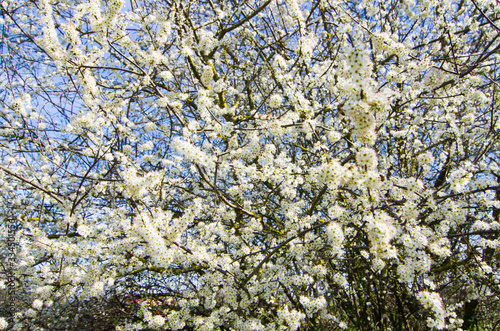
[1,0,500,329]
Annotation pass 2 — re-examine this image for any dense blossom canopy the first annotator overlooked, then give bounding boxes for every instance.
[1,0,500,329]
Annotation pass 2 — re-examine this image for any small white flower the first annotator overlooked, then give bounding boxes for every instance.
[326,222,344,254]
[274,54,287,69]
[89,281,105,297]
[201,66,214,86]
[149,315,165,328]
[144,122,156,131]
[356,147,378,169]
[77,224,92,238]
[139,141,154,152]
[32,299,44,310]
[268,94,282,108]
[448,168,471,193]
[0,317,8,330]
[417,151,434,165]
[328,130,342,143]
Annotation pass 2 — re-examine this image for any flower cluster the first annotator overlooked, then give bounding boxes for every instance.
[268,94,282,108]
[317,160,349,188]
[277,306,305,331]
[365,212,397,262]
[201,65,214,86]
[417,151,434,166]
[448,168,472,193]
[416,291,446,329]
[325,222,344,255]
[172,138,214,167]
[356,147,378,169]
